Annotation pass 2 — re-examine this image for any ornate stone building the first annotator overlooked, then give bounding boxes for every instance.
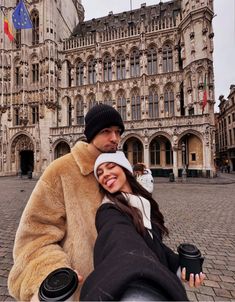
[0,0,216,178]
[215,85,235,172]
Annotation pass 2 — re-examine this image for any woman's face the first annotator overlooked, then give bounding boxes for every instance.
[96,162,132,194]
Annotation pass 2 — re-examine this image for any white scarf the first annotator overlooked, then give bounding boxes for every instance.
[102,193,152,236]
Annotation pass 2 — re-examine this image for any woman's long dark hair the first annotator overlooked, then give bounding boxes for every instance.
[99,168,169,238]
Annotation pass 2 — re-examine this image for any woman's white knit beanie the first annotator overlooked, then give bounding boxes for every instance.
[94,151,133,180]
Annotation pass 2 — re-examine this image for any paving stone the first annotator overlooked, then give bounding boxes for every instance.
[220,282,235,291]
[204,280,221,288]
[213,296,233,301]
[198,286,215,295]
[196,293,215,301]
[220,276,235,283]
[206,274,222,282]
[213,288,233,298]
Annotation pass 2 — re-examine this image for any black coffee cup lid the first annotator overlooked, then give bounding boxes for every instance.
[177,243,201,258]
[39,267,78,301]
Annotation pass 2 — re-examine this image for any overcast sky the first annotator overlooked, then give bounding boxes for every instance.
[82,0,235,112]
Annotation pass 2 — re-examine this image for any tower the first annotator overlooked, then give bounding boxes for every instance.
[0,0,84,176]
[179,0,215,115]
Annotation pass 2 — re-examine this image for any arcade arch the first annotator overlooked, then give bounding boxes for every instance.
[54,141,70,159]
[149,135,173,172]
[123,137,143,165]
[10,134,34,175]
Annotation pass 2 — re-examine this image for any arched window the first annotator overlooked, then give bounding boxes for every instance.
[103,54,112,82]
[163,45,173,73]
[165,141,173,165]
[31,56,39,83]
[133,141,143,164]
[88,94,96,110]
[67,98,72,126]
[103,91,112,106]
[88,58,96,84]
[130,49,140,77]
[66,60,72,87]
[31,10,39,45]
[147,46,157,75]
[148,86,159,118]
[76,96,84,125]
[131,89,141,120]
[14,60,21,86]
[150,140,160,165]
[15,29,21,49]
[116,52,126,80]
[164,88,174,116]
[117,90,127,121]
[76,60,84,86]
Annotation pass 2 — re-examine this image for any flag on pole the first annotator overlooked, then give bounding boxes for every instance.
[12,0,33,30]
[4,18,14,42]
[202,75,207,112]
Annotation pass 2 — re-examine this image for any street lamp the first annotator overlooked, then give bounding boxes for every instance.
[181,141,187,182]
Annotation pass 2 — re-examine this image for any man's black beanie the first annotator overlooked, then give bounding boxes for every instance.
[84,104,125,142]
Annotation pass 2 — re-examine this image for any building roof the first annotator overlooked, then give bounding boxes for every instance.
[72,0,181,37]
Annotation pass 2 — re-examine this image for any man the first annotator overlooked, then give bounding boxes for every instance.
[8,104,125,301]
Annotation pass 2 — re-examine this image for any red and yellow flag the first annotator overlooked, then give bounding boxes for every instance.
[4,18,14,42]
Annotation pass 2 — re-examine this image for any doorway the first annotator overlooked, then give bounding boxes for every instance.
[20,150,34,175]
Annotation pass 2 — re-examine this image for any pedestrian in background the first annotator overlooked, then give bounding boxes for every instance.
[133,162,154,193]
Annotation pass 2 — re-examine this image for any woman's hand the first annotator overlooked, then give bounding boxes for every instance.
[181,267,206,288]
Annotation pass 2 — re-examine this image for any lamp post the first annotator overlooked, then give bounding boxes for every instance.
[181,141,187,182]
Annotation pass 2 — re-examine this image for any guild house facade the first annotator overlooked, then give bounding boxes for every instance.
[0,0,216,178]
[215,85,235,172]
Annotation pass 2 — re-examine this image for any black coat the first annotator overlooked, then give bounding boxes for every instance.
[80,203,188,301]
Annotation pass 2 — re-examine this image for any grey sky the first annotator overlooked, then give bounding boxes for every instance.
[82,0,235,111]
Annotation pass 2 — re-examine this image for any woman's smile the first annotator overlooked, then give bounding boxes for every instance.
[97,162,132,193]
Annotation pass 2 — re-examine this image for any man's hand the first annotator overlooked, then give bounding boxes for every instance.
[30,271,83,302]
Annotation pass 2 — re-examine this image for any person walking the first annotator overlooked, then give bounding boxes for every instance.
[8,104,125,302]
[133,162,154,193]
[80,152,205,301]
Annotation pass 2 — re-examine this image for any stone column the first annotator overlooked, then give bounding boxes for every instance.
[173,147,178,178]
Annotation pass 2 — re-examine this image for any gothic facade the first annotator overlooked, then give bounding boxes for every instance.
[0,0,216,178]
[215,85,235,172]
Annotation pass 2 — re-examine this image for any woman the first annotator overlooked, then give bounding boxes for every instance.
[80,152,205,301]
[133,162,154,193]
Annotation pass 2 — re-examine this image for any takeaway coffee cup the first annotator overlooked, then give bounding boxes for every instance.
[38,267,78,301]
[177,243,204,281]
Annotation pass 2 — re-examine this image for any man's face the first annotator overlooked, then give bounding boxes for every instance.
[91,126,122,153]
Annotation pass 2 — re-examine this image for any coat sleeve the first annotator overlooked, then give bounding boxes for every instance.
[162,242,180,273]
[8,176,71,301]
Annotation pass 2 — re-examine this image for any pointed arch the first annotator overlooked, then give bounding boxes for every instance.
[116,89,127,121]
[130,87,141,120]
[162,44,173,72]
[31,9,39,45]
[148,85,159,118]
[116,50,126,80]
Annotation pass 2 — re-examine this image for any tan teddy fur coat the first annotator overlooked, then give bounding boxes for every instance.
[8,141,103,301]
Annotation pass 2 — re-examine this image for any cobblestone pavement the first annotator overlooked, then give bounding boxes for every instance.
[0,175,234,301]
